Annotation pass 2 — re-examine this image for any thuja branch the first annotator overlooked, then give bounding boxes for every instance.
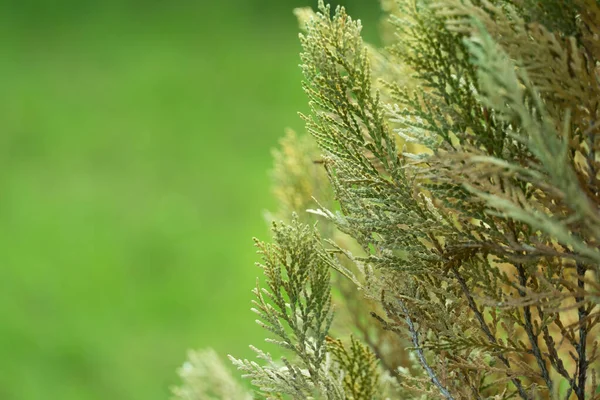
[575,262,589,400]
[397,299,455,400]
[175,1,600,399]
[537,305,577,392]
[451,266,530,400]
[516,264,553,392]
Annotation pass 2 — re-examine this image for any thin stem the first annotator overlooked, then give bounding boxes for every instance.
[575,262,589,400]
[516,264,553,392]
[397,299,456,400]
[536,305,579,394]
[452,267,530,400]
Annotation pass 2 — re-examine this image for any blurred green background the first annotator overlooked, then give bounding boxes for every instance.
[0,1,378,399]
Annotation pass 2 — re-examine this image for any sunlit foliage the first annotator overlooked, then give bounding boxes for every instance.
[175,1,600,398]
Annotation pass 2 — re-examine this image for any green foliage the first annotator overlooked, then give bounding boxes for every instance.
[228,217,388,399]
[326,336,380,399]
[172,349,252,400]
[175,0,600,398]
[268,129,332,224]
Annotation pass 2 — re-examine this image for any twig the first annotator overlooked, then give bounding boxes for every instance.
[516,264,553,392]
[452,267,530,400]
[536,305,579,394]
[574,262,589,400]
[397,299,456,400]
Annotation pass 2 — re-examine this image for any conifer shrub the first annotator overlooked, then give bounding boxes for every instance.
[174,1,600,398]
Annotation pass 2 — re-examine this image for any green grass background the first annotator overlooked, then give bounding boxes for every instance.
[0,1,378,399]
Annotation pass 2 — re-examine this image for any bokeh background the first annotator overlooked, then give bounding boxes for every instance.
[0,1,379,399]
